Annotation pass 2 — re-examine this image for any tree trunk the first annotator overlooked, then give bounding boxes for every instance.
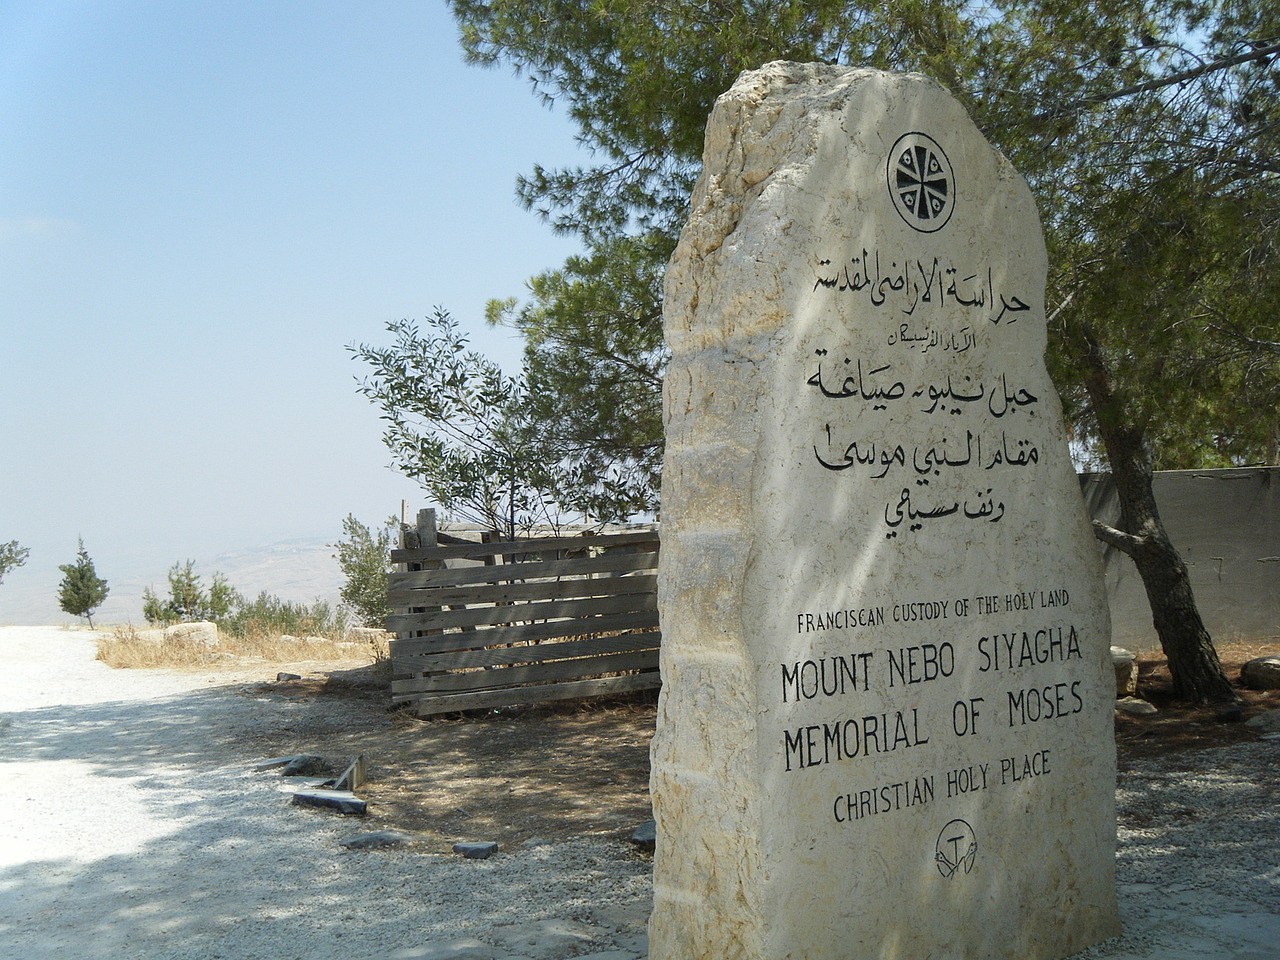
[1078,329,1237,704]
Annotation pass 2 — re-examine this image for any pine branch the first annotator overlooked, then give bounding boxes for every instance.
[1091,519,1149,557]
[1034,38,1280,123]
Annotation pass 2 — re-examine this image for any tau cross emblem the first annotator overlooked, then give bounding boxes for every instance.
[888,132,955,233]
[935,818,978,878]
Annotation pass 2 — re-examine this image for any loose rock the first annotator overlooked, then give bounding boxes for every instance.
[1116,697,1159,716]
[1111,646,1137,697]
[348,626,391,643]
[282,755,332,777]
[1241,656,1280,690]
[166,621,219,649]
[452,841,498,860]
[1244,708,1280,733]
[340,830,413,850]
[628,820,656,852]
[1214,703,1246,724]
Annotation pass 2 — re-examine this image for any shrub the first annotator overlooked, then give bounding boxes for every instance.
[141,561,347,639]
[218,592,347,640]
[332,514,395,627]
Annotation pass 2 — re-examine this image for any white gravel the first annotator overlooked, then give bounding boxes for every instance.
[2,625,1277,959]
[0,627,651,960]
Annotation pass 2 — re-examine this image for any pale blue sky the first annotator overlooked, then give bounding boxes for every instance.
[0,0,589,621]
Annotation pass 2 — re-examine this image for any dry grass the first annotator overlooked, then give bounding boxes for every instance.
[96,624,388,669]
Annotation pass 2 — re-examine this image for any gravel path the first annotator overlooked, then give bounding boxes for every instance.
[0,627,651,960]
[1,625,1276,959]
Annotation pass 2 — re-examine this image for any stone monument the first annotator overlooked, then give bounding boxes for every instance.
[652,62,1120,960]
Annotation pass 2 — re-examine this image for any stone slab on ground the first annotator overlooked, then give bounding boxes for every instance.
[488,919,605,960]
[452,841,499,859]
[291,788,367,815]
[340,830,413,850]
[386,940,499,960]
[253,755,302,771]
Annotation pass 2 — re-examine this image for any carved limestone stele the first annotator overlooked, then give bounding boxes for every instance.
[651,62,1120,960]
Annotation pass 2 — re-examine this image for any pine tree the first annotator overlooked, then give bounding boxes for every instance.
[0,540,30,587]
[57,540,109,628]
[142,562,241,625]
[442,0,1278,702]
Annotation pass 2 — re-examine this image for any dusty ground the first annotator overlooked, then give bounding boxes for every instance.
[1114,638,1280,763]
[235,638,1280,853]
[1,627,659,960]
[6,627,1276,959]
[234,663,659,852]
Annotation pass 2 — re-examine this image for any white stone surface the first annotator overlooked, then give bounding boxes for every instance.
[653,62,1119,959]
[1112,646,1138,697]
[166,620,219,647]
[1240,655,1280,690]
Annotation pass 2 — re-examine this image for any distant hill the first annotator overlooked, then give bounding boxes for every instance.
[0,539,344,627]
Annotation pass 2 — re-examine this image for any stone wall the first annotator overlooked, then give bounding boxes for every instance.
[1082,467,1280,645]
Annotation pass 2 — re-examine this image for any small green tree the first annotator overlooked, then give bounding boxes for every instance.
[142,562,240,625]
[57,540,109,627]
[350,308,559,537]
[0,540,30,587]
[165,561,204,621]
[332,514,395,627]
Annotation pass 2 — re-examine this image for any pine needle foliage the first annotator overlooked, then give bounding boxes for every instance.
[0,540,29,587]
[57,539,109,628]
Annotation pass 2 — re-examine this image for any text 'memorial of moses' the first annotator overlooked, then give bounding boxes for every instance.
[652,62,1120,960]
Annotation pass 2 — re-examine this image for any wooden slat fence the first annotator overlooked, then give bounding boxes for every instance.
[387,524,660,716]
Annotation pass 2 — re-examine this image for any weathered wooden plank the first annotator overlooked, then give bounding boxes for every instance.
[397,671,662,716]
[390,529,659,565]
[387,572,658,608]
[390,649,660,697]
[387,550,657,593]
[386,592,657,634]
[389,611,660,658]
[393,632,661,674]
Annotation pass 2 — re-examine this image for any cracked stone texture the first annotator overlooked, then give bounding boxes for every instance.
[654,61,1119,960]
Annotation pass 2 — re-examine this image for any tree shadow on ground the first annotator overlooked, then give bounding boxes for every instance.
[0,678,652,960]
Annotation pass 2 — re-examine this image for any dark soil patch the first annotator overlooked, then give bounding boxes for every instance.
[244,664,658,852]
[1115,638,1280,766]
